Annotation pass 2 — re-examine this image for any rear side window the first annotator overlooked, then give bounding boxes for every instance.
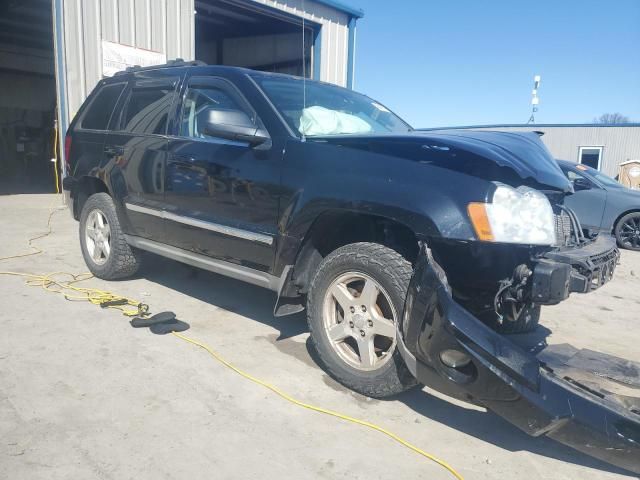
[120,84,175,135]
[81,83,125,130]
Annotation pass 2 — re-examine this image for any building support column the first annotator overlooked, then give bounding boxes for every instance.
[346,16,357,89]
[52,0,69,178]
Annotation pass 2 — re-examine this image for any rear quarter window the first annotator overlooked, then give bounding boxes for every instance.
[80,83,126,130]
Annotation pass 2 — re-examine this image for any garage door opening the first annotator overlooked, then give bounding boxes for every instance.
[0,0,58,195]
[195,0,317,78]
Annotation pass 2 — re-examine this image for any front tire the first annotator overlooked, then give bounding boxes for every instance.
[307,243,417,398]
[79,193,142,280]
[615,212,640,251]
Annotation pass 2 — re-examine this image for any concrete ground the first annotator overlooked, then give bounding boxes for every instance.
[1,194,638,480]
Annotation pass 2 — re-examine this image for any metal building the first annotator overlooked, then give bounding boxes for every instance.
[443,124,640,179]
[0,0,363,193]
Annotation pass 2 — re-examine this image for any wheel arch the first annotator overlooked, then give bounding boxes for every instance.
[612,208,640,234]
[279,209,424,303]
[72,176,110,220]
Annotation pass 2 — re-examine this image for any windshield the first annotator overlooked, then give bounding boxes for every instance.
[251,74,412,137]
[577,164,623,188]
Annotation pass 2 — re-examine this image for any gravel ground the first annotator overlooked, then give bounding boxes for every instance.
[1,194,638,480]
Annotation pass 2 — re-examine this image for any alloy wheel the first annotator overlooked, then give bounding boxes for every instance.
[85,209,111,265]
[619,214,640,250]
[322,272,398,371]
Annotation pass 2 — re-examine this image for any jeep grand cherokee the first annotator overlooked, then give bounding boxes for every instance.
[63,61,638,473]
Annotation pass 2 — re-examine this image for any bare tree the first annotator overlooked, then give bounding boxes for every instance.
[593,113,631,124]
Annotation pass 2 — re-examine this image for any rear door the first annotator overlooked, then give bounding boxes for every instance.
[69,81,126,180]
[163,75,281,272]
[103,72,181,242]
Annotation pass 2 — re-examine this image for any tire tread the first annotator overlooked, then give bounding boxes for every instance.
[79,193,141,280]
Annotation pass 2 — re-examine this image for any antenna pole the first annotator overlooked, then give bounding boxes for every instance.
[527,75,541,124]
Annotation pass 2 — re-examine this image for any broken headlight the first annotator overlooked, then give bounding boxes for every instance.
[468,184,556,245]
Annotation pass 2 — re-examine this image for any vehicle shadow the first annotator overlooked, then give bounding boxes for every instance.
[140,254,306,339]
[305,335,632,477]
[395,386,631,476]
[140,255,632,477]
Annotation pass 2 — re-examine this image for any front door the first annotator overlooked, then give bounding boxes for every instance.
[562,167,607,232]
[164,76,281,272]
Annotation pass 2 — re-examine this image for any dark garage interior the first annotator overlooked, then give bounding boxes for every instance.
[0,0,58,195]
[195,0,314,78]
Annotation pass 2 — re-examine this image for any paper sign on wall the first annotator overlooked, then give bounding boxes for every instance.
[102,40,166,77]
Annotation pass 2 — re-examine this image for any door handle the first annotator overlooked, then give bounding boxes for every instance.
[104,145,124,156]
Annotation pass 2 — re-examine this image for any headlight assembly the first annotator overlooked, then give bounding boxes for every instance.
[468,184,556,245]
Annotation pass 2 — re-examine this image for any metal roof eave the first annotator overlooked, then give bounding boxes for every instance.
[314,0,364,18]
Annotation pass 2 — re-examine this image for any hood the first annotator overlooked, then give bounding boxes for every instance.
[311,129,573,192]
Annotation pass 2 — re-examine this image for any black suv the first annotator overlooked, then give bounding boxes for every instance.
[63,61,638,472]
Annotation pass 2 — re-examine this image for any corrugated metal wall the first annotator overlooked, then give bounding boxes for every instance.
[465,126,640,178]
[60,0,195,121]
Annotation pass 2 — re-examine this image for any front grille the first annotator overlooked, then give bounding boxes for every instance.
[554,213,573,246]
[589,249,619,267]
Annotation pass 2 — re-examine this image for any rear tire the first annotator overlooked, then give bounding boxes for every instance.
[79,193,141,280]
[307,242,417,398]
[614,212,640,251]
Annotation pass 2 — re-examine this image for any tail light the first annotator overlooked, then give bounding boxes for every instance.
[64,134,72,174]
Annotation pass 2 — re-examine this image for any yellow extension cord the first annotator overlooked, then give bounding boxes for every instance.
[0,209,464,480]
[52,121,60,194]
[173,331,465,479]
[0,208,147,316]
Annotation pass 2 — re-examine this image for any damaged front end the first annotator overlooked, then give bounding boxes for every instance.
[398,242,640,474]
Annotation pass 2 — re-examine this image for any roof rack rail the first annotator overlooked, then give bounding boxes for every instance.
[114,59,207,76]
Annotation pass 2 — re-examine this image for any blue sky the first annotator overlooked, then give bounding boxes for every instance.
[353,0,640,128]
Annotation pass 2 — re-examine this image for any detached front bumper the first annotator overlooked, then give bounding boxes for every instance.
[399,242,639,474]
[532,234,620,305]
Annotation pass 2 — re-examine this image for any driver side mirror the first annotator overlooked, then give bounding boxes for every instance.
[201,108,270,147]
[573,177,592,191]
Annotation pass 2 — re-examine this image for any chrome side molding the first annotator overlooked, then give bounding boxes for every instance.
[125,202,163,218]
[124,235,281,291]
[125,202,274,245]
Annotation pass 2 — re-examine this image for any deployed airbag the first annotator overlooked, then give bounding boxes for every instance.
[299,106,372,136]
